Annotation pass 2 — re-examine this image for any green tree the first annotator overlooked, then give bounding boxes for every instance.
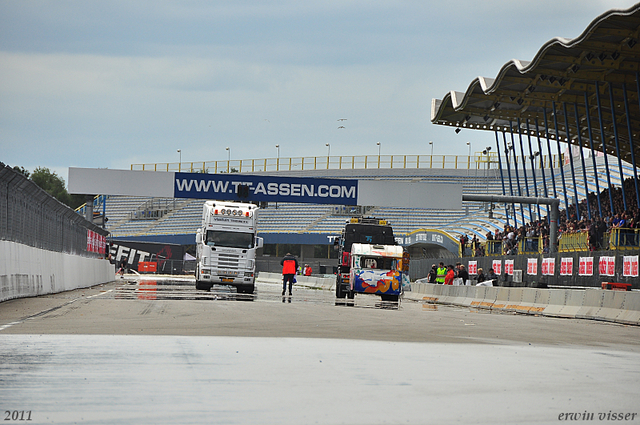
[12,165,30,178]
[30,167,84,209]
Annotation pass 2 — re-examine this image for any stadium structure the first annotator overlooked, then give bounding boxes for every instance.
[83,4,640,277]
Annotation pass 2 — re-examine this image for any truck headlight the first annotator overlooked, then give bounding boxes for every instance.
[244,272,254,277]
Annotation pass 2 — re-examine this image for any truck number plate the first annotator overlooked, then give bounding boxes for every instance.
[221,278,234,283]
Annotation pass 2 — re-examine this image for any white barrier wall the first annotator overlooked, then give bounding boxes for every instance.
[0,241,114,303]
[405,283,640,326]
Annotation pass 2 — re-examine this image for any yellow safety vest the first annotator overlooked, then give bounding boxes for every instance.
[436,266,446,283]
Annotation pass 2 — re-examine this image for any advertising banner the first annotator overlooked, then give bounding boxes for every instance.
[527,258,538,275]
[174,172,358,205]
[541,258,555,276]
[492,259,502,275]
[578,257,593,276]
[504,259,514,275]
[599,256,615,276]
[468,260,477,275]
[560,257,573,276]
[623,255,639,277]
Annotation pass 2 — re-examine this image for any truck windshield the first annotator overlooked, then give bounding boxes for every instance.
[359,256,396,270]
[206,230,254,249]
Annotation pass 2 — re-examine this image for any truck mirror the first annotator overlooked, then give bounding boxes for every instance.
[256,237,264,249]
[195,229,203,244]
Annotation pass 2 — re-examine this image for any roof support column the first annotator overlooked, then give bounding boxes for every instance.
[608,82,627,211]
[623,81,640,208]
[573,102,592,220]
[526,119,542,221]
[552,101,570,219]
[535,118,549,199]
[562,102,581,221]
[501,131,518,225]
[584,91,602,218]
[543,107,558,198]
[494,130,510,227]
[595,81,615,214]
[517,118,534,220]
[509,121,526,225]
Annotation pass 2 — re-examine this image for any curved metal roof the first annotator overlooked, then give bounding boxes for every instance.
[431,3,640,164]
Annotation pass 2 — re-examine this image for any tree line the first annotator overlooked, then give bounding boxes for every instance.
[12,166,85,210]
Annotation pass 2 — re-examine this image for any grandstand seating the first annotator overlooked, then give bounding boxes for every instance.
[103,154,637,245]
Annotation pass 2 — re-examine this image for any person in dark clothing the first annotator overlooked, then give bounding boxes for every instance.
[280,253,298,296]
[427,264,437,283]
[457,265,469,284]
[477,268,486,283]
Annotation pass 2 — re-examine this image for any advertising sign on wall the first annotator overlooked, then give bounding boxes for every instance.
[504,259,514,276]
[623,255,639,277]
[560,257,573,276]
[492,259,502,275]
[541,258,555,276]
[599,256,616,276]
[579,257,594,276]
[468,260,477,275]
[527,258,538,275]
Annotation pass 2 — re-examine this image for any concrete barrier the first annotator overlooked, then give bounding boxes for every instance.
[0,241,113,303]
[575,290,604,320]
[595,290,626,322]
[515,288,537,314]
[256,272,335,290]
[556,290,586,318]
[401,281,640,326]
[505,287,524,313]
[542,289,568,317]
[616,292,640,325]
[492,287,511,312]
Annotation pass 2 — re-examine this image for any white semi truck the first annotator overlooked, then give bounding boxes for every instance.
[195,201,263,294]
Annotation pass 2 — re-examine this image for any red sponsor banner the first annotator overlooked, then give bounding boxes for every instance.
[527,258,538,275]
[505,259,514,275]
[578,257,593,276]
[468,261,478,275]
[623,255,639,277]
[599,256,615,276]
[492,260,502,275]
[87,230,105,254]
[541,258,555,276]
[560,257,573,276]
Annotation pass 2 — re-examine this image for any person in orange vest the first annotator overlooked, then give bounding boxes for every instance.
[303,264,312,276]
[444,265,455,285]
[280,253,298,296]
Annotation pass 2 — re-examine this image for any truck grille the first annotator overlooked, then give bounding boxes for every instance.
[217,253,240,273]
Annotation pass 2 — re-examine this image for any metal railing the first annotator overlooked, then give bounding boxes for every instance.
[131,153,561,173]
[609,228,639,250]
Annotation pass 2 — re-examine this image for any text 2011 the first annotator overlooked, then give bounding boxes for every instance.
[4,411,32,421]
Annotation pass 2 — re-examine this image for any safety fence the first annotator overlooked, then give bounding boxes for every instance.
[479,230,635,256]
[0,164,108,256]
[405,283,640,326]
[131,153,561,173]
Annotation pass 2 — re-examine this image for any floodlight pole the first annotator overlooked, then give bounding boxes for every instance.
[462,194,560,253]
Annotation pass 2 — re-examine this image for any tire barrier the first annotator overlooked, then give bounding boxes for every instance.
[406,282,640,326]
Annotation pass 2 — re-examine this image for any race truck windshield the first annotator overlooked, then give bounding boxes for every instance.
[359,256,396,270]
[206,230,254,249]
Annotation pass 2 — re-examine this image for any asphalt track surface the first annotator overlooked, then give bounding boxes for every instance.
[1,276,639,424]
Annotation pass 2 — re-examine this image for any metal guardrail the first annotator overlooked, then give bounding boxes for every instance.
[608,228,639,250]
[131,153,561,173]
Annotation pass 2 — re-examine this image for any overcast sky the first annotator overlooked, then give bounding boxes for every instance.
[0,0,636,183]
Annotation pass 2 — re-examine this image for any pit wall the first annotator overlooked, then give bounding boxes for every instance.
[0,241,114,303]
[405,282,640,326]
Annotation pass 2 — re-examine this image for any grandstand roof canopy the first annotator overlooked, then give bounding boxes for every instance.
[431,3,640,165]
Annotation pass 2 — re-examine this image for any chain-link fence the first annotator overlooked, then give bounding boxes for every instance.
[0,163,108,257]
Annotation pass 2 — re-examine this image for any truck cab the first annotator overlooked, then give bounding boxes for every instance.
[349,243,406,301]
[334,217,397,299]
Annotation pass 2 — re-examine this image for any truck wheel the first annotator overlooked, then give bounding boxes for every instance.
[347,290,355,299]
[196,281,213,291]
[237,284,255,294]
